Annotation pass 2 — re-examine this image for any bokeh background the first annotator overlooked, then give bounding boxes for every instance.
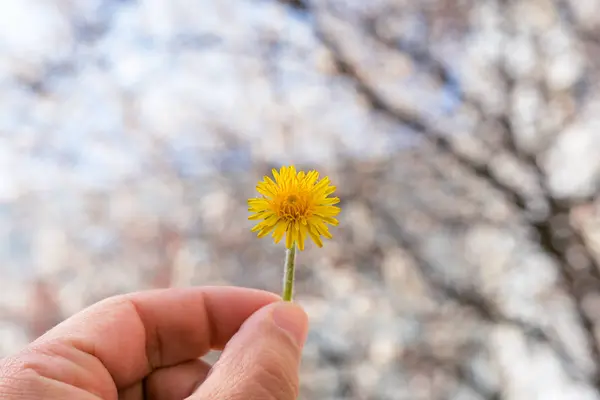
[2,0,600,399]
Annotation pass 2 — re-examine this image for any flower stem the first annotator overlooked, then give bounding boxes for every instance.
[282,244,296,302]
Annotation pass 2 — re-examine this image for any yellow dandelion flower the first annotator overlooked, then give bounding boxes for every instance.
[248,165,341,251]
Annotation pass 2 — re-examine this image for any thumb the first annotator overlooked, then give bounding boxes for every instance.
[190,302,308,400]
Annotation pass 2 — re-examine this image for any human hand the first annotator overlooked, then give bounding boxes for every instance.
[0,286,308,399]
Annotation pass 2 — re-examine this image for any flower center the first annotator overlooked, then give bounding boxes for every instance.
[276,193,311,220]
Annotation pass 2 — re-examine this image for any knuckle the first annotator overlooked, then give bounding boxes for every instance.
[0,355,44,398]
[248,349,299,399]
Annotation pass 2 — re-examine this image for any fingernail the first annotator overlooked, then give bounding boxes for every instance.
[272,302,308,346]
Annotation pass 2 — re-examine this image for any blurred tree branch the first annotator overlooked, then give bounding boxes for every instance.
[274,0,600,394]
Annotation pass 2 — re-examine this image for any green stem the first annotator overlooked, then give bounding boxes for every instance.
[282,244,296,302]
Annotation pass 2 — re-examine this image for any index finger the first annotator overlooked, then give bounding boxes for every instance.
[25,286,280,389]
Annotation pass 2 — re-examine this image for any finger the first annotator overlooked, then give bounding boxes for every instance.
[146,358,212,400]
[1,287,279,396]
[118,359,212,400]
[190,302,308,400]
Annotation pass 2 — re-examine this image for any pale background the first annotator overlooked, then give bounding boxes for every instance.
[2,0,600,399]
